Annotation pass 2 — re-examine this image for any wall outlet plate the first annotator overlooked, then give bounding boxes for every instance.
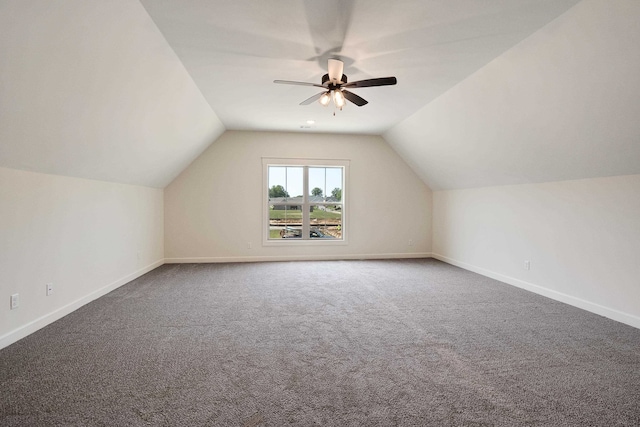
[11,293,19,309]
[46,283,54,296]
[524,260,531,270]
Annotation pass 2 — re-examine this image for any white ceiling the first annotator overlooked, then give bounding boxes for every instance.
[0,0,224,188]
[139,0,580,135]
[386,0,640,189]
[3,0,637,191]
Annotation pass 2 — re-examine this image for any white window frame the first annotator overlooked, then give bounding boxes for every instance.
[262,157,349,246]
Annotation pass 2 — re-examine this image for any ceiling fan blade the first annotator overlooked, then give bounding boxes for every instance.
[328,59,344,82]
[342,90,368,107]
[300,92,326,105]
[343,77,397,88]
[274,80,325,88]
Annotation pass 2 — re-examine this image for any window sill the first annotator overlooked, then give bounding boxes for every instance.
[263,239,348,247]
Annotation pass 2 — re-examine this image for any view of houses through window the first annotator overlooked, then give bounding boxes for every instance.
[267,164,344,240]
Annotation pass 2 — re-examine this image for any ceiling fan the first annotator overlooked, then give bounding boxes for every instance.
[274,59,397,109]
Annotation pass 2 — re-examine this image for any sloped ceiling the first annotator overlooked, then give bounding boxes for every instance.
[384,0,640,190]
[0,0,224,188]
[4,1,636,191]
[140,0,579,135]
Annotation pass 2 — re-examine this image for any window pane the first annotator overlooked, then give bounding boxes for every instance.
[308,167,326,200]
[269,205,302,239]
[326,168,342,202]
[309,204,341,239]
[269,166,303,200]
[308,167,342,202]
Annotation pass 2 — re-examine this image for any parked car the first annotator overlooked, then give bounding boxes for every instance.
[310,228,333,239]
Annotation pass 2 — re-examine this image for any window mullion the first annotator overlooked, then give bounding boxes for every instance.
[302,166,310,240]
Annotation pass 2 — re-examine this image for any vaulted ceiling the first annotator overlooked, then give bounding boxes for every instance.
[139,0,580,134]
[1,0,638,190]
[385,0,640,189]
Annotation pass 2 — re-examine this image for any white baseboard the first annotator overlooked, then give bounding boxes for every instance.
[432,253,640,330]
[165,252,433,264]
[0,259,165,350]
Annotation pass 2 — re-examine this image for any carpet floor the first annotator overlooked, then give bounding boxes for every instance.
[1,259,639,426]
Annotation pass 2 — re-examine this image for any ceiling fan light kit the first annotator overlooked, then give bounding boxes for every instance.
[319,92,331,106]
[274,59,397,112]
[333,90,346,108]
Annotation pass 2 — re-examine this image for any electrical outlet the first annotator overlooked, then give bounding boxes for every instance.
[524,260,531,270]
[46,283,54,296]
[408,239,413,246]
[10,293,19,309]
[248,242,252,249]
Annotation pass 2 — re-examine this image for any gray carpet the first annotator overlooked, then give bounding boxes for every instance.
[1,259,639,426]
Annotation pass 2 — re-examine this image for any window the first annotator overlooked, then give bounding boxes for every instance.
[263,158,348,244]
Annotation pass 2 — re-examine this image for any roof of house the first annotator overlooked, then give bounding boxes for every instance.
[270,196,339,204]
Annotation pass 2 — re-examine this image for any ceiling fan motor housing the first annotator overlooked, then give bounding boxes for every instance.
[322,73,347,85]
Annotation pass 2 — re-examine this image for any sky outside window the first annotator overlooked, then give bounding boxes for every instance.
[269,166,341,198]
[308,167,342,197]
[268,166,303,197]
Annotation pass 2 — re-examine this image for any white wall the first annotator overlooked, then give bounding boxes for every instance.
[0,0,224,188]
[432,174,640,328]
[165,131,432,262]
[384,0,640,190]
[0,167,164,348]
